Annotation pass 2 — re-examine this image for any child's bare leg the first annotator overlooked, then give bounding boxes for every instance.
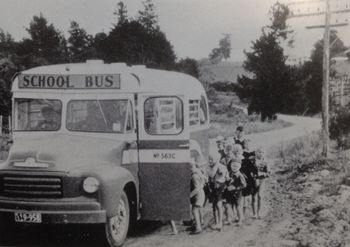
[236,204,243,225]
[192,206,202,233]
[170,220,178,235]
[217,200,224,229]
[251,193,257,218]
[199,208,204,226]
[224,202,231,224]
[257,180,265,218]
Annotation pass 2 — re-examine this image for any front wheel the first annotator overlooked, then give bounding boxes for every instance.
[105,191,130,247]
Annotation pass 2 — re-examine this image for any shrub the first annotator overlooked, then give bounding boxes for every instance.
[330,106,350,149]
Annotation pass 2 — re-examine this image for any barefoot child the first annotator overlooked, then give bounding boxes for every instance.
[252,148,270,219]
[208,151,229,231]
[190,158,206,234]
[240,139,258,215]
[226,160,246,226]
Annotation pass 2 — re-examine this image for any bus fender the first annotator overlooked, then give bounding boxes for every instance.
[100,167,136,218]
[71,165,137,218]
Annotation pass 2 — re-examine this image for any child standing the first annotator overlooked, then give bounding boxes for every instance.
[233,125,246,148]
[208,151,229,231]
[252,148,270,219]
[226,160,246,226]
[240,139,258,216]
[190,158,206,234]
[215,135,226,159]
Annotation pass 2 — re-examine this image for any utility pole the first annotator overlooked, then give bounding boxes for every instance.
[322,0,330,157]
[287,0,350,157]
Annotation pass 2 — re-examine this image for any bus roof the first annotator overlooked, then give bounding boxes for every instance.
[12,60,206,98]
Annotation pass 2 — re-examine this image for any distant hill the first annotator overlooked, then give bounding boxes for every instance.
[198,60,249,84]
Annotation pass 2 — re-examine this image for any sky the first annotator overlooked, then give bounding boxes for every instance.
[1,0,350,62]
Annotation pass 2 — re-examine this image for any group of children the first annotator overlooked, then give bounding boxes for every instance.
[188,125,269,234]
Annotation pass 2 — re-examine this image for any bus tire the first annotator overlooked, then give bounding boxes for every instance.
[105,191,130,247]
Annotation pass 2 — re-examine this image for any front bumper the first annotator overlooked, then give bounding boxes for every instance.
[0,197,106,224]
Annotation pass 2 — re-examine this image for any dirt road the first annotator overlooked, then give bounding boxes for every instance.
[0,115,321,247]
[247,114,321,150]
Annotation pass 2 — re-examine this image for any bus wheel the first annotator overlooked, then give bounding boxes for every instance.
[105,191,130,247]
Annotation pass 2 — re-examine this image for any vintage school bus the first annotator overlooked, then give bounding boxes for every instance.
[0,60,210,246]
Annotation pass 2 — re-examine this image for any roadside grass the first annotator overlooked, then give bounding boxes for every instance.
[269,133,350,246]
[209,111,292,139]
[208,91,292,139]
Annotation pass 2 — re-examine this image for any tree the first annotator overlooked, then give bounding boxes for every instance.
[93,32,109,60]
[113,1,128,26]
[67,21,95,62]
[0,29,16,57]
[137,0,159,32]
[209,34,231,63]
[175,58,199,78]
[0,58,17,118]
[303,30,347,114]
[236,2,291,121]
[219,34,231,60]
[20,14,68,65]
[102,20,175,69]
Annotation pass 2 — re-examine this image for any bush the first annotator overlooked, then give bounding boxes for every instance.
[0,134,12,160]
[330,106,350,149]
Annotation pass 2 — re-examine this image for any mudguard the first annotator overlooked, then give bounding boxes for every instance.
[69,165,137,218]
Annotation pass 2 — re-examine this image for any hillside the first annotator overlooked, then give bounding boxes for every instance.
[199,60,249,84]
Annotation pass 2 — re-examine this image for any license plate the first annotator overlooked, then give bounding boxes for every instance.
[14,212,42,223]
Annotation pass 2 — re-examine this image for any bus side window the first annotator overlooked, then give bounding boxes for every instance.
[144,97,183,135]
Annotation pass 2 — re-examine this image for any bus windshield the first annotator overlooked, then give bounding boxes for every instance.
[66,99,132,133]
[14,98,62,131]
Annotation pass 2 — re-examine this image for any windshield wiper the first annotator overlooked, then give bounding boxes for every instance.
[97,100,108,127]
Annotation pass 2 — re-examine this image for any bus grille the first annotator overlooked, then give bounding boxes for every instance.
[0,175,63,198]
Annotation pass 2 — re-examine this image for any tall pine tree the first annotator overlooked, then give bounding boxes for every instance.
[137,0,159,32]
[68,21,95,62]
[236,3,292,121]
[113,1,128,26]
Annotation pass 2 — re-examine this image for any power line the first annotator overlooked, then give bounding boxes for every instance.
[306,22,348,29]
[289,9,350,18]
[286,0,325,6]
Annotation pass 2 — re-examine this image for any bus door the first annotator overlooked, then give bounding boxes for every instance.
[137,94,191,221]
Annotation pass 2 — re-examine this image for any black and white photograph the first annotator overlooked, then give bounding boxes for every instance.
[0,0,349,246]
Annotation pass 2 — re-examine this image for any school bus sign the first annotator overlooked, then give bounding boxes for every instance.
[18,74,121,89]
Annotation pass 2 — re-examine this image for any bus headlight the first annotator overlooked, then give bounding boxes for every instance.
[83,177,100,193]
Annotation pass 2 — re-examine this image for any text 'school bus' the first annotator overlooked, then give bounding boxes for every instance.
[0,60,210,246]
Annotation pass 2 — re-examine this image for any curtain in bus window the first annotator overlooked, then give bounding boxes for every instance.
[144,97,183,135]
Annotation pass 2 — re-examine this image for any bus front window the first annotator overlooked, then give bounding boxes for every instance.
[14,98,62,131]
[66,100,132,133]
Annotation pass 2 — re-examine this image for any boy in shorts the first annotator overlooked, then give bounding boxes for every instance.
[190,158,206,234]
[208,151,229,231]
[252,148,269,219]
[226,160,246,226]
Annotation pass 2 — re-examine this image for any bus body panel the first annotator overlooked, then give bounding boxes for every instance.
[138,140,191,221]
